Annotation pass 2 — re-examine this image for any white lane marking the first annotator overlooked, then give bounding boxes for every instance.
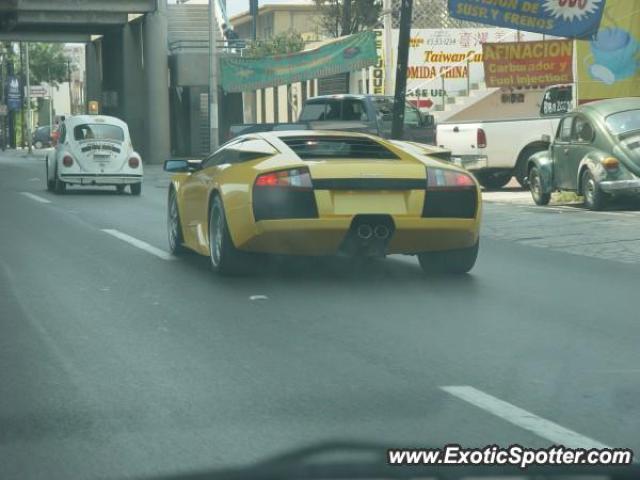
[20,192,51,204]
[249,295,269,301]
[441,386,609,449]
[28,177,40,182]
[101,229,175,261]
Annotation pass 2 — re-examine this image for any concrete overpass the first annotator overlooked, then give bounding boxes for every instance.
[0,0,170,164]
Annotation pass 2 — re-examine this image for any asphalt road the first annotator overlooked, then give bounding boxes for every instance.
[1,150,639,479]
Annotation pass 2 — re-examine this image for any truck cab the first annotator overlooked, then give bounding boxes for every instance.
[299,95,436,145]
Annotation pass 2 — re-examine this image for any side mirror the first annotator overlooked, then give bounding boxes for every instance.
[164,159,198,173]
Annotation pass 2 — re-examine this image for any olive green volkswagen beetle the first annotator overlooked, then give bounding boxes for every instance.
[526,98,640,210]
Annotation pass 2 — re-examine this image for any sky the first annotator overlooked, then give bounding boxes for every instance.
[168,1,312,18]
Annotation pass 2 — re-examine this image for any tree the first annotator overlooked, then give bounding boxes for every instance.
[244,31,306,58]
[313,0,383,37]
[28,43,72,86]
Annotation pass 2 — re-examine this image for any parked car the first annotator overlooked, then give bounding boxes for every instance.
[164,130,481,275]
[228,94,437,145]
[526,97,640,210]
[32,125,52,149]
[436,85,574,189]
[45,115,143,195]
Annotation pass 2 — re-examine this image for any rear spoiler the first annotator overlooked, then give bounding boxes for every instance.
[390,140,452,162]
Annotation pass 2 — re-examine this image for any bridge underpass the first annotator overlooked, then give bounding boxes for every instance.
[0,0,170,164]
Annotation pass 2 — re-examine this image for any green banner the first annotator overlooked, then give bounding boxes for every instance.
[220,31,378,93]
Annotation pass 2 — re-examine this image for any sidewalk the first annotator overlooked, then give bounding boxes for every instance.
[0,147,49,160]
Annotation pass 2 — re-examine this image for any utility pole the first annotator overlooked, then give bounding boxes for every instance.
[67,59,72,115]
[208,0,220,151]
[25,42,31,153]
[48,67,53,128]
[383,0,393,95]
[250,0,258,41]
[391,0,412,139]
[341,0,351,36]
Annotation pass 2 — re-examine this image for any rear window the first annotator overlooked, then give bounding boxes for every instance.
[606,109,640,135]
[74,124,124,142]
[281,136,399,160]
[299,99,341,121]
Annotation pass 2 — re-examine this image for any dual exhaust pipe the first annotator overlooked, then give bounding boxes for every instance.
[356,224,390,240]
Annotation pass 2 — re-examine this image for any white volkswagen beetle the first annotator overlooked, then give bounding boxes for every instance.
[46,115,143,195]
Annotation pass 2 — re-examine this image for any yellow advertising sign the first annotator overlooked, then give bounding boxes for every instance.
[576,0,640,102]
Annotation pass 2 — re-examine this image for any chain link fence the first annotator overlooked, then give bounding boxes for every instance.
[389,0,484,29]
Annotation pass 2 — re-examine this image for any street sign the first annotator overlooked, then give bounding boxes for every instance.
[28,85,48,98]
[6,76,21,111]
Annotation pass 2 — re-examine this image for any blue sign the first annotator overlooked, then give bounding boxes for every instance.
[6,75,21,111]
[448,0,606,39]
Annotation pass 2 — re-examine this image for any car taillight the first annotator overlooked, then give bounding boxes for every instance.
[427,168,475,190]
[128,157,140,168]
[602,157,619,171]
[62,155,74,167]
[477,128,487,149]
[255,168,313,189]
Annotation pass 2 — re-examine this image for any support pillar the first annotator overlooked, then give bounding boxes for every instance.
[143,0,170,164]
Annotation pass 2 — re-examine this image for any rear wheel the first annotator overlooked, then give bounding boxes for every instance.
[116,185,126,194]
[46,160,55,191]
[582,169,606,211]
[209,195,250,275]
[476,171,512,189]
[34,140,43,150]
[53,168,66,194]
[167,188,188,255]
[418,241,479,275]
[529,166,551,206]
[130,183,142,196]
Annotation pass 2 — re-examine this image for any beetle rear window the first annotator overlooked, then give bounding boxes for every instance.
[74,124,124,142]
[606,109,640,135]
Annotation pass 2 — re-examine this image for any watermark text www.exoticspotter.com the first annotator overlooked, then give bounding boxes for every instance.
[388,445,633,469]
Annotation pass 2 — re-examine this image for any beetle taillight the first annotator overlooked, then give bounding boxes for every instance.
[62,155,73,167]
[128,157,140,169]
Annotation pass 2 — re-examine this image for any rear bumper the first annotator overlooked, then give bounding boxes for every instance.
[239,217,480,256]
[450,155,488,171]
[60,173,143,185]
[600,179,640,194]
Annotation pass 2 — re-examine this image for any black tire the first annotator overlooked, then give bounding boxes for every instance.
[54,168,66,194]
[476,171,512,189]
[582,169,606,211]
[130,183,142,196]
[529,166,551,206]
[208,195,250,275]
[34,140,43,150]
[167,188,188,255]
[515,146,546,187]
[116,185,126,194]
[418,241,479,275]
[46,160,55,192]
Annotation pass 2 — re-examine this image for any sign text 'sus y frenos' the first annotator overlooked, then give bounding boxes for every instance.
[448,0,606,38]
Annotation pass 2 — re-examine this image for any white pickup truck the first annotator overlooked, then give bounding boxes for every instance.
[436,85,573,189]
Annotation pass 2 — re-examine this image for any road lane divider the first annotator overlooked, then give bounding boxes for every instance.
[20,192,51,204]
[441,386,610,449]
[101,229,175,261]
